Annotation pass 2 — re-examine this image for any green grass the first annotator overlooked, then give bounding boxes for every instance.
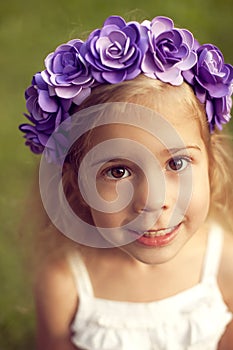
[1,0,232,348]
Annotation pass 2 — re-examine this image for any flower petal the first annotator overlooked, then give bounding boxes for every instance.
[72,87,91,105]
[104,16,126,28]
[38,90,58,112]
[102,70,126,83]
[151,16,174,37]
[55,86,82,98]
[156,68,183,86]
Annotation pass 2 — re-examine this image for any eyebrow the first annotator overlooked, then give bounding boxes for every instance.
[163,145,202,156]
[91,146,202,166]
[92,158,131,166]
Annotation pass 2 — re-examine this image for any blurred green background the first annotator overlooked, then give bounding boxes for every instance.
[0,0,232,349]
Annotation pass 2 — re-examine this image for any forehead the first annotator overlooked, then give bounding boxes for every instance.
[87,104,203,152]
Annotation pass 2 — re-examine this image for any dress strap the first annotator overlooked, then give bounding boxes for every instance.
[68,252,94,298]
[201,224,223,282]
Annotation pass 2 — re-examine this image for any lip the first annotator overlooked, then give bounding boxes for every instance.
[134,224,181,247]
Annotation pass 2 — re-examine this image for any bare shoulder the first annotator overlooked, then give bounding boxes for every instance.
[34,257,78,350]
[217,229,233,350]
[214,231,233,350]
[219,229,233,303]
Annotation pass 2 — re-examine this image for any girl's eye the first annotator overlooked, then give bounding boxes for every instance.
[105,166,131,180]
[166,157,191,172]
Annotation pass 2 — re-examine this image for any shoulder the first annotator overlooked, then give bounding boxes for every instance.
[219,229,233,305]
[34,257,79,349]
[34,256,78,304]
[216,228,233,349]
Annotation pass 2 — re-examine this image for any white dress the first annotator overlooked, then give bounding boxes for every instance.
[69,225,232,350]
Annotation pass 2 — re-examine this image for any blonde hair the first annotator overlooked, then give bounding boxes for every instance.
[24,75,233,275]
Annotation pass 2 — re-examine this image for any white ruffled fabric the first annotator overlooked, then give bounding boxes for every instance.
[69,225,232,350]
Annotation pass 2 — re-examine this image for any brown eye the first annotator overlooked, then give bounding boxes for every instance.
[167,157,190,172]
[106,166,131,179]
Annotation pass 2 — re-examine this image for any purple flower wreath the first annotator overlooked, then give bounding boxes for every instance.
[83,16,148,83]
[19,73,71,156]
[19,15,233,158]
[183,44,233,131]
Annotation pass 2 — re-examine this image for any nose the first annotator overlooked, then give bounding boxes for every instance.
[132,173,167,214]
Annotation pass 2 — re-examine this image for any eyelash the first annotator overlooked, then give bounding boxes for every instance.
[103,165,132,180]
[166,156,192,173]
[102,155,192,181]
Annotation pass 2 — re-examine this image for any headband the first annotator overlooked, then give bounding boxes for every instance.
[19,15,233,156]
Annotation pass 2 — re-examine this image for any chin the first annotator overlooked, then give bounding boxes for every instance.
[120,244,182,266]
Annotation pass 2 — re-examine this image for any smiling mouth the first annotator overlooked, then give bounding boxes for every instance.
[142,226,177,237]
[134,224,181,247]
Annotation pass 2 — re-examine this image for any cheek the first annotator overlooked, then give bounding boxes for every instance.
[97,182,118,202]
[186,166,210,221]
[90,209,123,228]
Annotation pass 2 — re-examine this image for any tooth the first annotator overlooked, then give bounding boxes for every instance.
[143,227,174,237]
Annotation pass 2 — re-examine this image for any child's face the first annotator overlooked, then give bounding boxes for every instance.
[79,102,210,264]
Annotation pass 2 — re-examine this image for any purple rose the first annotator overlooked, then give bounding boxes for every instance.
[184,44,233,99]
[42,39,94,105]
[19,72,71,158]
[141,16,197,85]
[83,15,148,84]
[183,44,233,130]
[206,93,232,131]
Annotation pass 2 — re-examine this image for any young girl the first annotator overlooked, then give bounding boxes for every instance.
[20,15,233,350]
